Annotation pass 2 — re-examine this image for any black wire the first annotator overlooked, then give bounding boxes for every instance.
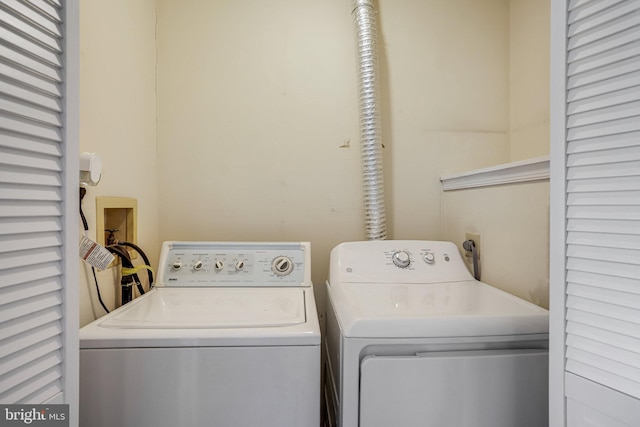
[92,266,110,314]
[79,187,89,231]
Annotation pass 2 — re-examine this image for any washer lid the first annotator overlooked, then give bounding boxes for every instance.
[100,287,306,329]
[328,281,549,338]
[80,287,320,348]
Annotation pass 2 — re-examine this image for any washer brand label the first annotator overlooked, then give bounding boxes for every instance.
[1,405,68,426]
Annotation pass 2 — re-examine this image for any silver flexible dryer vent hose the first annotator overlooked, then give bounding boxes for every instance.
[352,0,387,240]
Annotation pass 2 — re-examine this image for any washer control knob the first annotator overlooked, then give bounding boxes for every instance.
[214,260,225,271]
[235,260,246,271]
[272,256,294,276]
[392,251,411,268]
[193,260,204,271]
[423,252,435,264]
[171,261,183,271]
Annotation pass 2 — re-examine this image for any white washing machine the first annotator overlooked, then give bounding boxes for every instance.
[80,241,320,427]
[324,240,549,427]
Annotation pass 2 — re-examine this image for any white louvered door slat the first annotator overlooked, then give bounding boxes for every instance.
[556,0,640,424]
[0,44,61,82]
[0,307,62,346]
[0,0,77,411]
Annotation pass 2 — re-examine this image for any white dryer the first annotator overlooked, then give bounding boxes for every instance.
[324,240,549,427]
[80,241,320,427]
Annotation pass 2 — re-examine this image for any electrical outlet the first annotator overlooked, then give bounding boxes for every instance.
[465,232,481,258]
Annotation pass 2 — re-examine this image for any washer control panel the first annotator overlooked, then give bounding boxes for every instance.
[330,240,473,284]
[157,241,310,287]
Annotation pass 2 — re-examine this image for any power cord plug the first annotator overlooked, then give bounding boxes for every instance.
[463,239,480,280]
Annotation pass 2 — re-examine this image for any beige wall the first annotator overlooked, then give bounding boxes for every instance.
[79,0,551,322]
[155,0,511,314]
[79,0,158,326]
[510,0,550,161]
[442,182,550,308]
[377,0,511,238]
[441,0,551,308]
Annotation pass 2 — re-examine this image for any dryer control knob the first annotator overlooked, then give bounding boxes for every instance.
[193,260,204,271]
[392,250,411,268]
[423,252,435,264]
[272,256,294,276]
[171,261,183,271]
[235,260,246,271]
[214,260,224,271]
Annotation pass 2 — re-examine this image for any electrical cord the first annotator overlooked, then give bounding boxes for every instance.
[91,265,110,314]
[80,186,110,314]
[79,186,89,231]
[463,239,481,280]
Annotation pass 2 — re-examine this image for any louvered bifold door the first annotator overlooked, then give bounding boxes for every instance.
[0,1,69,403]
[564,0,640,420]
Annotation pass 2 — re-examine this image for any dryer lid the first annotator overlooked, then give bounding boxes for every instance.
[99,287,307,329]
[329,280,549,338]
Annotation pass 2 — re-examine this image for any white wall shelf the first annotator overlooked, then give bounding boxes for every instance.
[440,155,550,191]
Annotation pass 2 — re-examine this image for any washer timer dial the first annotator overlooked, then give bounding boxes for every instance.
[272,256,294,276]
[391,250,411,268]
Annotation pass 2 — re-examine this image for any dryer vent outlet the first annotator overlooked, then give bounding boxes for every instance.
[464,232,481,259]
